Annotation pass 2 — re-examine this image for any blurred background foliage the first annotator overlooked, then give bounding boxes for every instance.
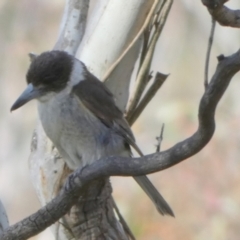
[0,0,240,239]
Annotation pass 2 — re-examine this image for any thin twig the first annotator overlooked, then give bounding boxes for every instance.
[138,30,151,75]
[112,197,135,240]
[127,72,168,126]
[204,17,216,90]
[156,124,165,152]
[137,0,166,74]
[126,0,173,117]
[102,0,159,81]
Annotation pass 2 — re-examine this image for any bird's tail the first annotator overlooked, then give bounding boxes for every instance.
[134,175,174,217]
[121,127,174,216]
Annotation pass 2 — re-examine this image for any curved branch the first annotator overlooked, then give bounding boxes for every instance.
[202,0,240,28]
[2,49,240,240]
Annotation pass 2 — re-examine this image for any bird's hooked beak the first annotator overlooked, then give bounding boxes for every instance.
[11,83,42,111]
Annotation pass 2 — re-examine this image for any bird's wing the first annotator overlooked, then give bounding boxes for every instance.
[71,71,143,154]
[72,70,174,217]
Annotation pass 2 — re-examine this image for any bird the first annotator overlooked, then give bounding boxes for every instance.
[11,50,174,216]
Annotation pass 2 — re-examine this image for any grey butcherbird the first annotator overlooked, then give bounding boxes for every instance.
[11,50,174,216]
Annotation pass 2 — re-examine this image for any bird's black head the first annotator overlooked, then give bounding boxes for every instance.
[11,50,74,111]
[27,50,73,92]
